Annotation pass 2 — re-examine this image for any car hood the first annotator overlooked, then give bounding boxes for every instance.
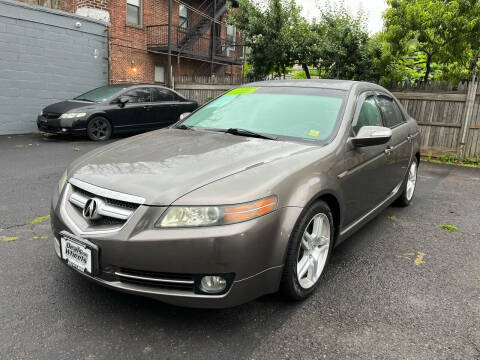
[43,100,96,114]
[70,129,316,205]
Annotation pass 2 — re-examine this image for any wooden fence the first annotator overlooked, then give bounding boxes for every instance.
[174,77,480,160]
[391,80,480,160]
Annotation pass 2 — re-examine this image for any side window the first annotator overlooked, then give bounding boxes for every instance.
[376,95,405,128]
[151,88,174,102]
[353,96,382,134]
[123,88,151,103]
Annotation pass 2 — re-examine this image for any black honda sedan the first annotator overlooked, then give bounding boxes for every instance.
[37,85,198,141]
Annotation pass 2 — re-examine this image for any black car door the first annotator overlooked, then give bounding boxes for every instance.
[340,93,394,226]
[107,87,152,131]
[375,93,412,188]
[150,88,178,128]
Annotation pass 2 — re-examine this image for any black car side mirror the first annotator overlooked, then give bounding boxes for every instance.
[351,126,392,147]
[118,96,130,107]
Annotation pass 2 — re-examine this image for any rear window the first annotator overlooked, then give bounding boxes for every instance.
[182,87,346,142]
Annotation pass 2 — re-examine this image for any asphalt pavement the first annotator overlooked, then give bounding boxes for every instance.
[1,133,479,360]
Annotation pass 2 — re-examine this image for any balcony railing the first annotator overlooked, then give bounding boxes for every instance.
[146,24,243,66]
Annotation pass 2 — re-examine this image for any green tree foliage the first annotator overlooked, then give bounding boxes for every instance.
[229,0,381,81]
[383,0,480,83]
[228,0,303,79]
[312,4,380,81]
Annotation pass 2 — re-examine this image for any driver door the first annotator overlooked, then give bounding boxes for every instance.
[107,88,151,131]
[340,93,393,226]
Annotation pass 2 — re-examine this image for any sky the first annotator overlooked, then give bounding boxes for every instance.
[299,0,388,34]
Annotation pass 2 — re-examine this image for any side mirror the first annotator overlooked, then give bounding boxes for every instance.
[351,126,392,147]
[179,112,191,121]
[118,96,130,106]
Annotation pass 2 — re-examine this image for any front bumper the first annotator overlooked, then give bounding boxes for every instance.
[37,115,86,136]
[51,187,302,308]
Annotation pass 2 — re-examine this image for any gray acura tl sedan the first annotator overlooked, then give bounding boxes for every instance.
[50,80,421,308]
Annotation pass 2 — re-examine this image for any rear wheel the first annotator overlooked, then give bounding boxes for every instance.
[87,117,112,141]
[395,159,418,207]
[280,201,334,300]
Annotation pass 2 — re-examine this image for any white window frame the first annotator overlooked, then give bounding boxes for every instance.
[154,66,165,83]
[227,25,236,52]
[126,0,142,26]
[179,4,188,29]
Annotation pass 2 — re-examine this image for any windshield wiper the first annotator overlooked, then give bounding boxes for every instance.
[224,128,278,140]
[75,98,94,102]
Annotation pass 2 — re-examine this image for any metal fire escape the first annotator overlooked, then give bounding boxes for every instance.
[146,0,242,78]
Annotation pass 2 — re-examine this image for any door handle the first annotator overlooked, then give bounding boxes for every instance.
[384,146,393,155]
[143,105,153,110]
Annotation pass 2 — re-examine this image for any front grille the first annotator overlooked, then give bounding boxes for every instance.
[115,268,195,291]
[45,112,61,119]
[74,187,139,211]
[68,182,142,229]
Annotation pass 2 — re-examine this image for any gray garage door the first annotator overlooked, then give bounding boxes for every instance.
[0,0,108,134]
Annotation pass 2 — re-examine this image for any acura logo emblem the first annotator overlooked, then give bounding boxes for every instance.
[83,198,101,220]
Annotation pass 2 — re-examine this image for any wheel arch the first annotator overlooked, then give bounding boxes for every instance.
[87,112,111,123]
[301,190,342,245]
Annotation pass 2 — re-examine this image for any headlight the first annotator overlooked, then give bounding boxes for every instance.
[58,169,68,193]
[155,196,277,228]
[39,110,44,116]
[59,112,87,119]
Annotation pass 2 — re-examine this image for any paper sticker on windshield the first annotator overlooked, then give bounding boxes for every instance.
[226,87,260,95]
[308,130,320,137]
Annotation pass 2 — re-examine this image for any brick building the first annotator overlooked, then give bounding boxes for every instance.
[17,0,243,85]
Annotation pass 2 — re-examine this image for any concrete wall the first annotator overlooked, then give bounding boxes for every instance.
[0,0,108,134]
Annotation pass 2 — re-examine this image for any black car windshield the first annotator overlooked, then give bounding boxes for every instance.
[74,85,128,103]
[181,86,346,142]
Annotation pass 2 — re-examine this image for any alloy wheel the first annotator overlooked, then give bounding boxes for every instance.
[296,213,331,289]
[406,161,417,201]
[89,118,110,140]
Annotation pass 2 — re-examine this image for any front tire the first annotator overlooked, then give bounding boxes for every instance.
[280,201,334,300]
[395,159,418,207]
[87,117,112,141]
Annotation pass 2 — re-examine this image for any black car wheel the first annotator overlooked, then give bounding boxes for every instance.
[280,200,334,300]
[87,117,112,141]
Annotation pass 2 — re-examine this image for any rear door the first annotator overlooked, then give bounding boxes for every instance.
[341,93,393,226]
[375,93,412,188]
[150,88,178,128]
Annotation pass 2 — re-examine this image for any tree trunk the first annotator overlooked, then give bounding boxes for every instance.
[302,64,311,79]
[423,54,432,83]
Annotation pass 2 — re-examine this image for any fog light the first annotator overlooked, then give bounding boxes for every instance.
[200,275,227,294]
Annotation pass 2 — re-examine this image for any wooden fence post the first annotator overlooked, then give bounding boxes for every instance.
[457,75,478,159]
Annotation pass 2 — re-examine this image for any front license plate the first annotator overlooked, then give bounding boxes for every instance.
[60,231,98,275]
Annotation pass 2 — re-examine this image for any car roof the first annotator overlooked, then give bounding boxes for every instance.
[244,79,385,92]
[107,84,169,89]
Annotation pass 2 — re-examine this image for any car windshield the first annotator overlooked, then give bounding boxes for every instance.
[74,85,128,103]
[181,86,346,142]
